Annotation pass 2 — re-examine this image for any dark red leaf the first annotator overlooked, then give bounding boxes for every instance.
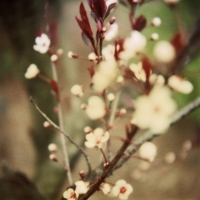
[142,57,152,81]
[171,32,185,54]
[132,15,147,31]
[50,80,59,97]
[104,3,116,19]
[124,68,136,80]
[81,32,93,46]
[87,0,107,20]
[79,2,93,36]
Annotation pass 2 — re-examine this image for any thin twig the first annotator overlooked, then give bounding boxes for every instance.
[30,97,92,176]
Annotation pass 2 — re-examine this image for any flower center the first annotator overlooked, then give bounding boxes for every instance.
[70,192,76,198]
[120,186,127,194]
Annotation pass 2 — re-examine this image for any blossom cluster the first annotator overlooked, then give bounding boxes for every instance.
[63,179,133,200]
[26,0,195,199]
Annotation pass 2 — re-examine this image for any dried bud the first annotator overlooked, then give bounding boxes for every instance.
[57,48,64,56]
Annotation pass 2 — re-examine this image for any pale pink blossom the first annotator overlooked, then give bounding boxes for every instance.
[120,31,146,60]
[153,41,176,63]
[100,183,111,194]
[33,33,50,54]
[63,188,79,200]
[85,128,110,149]
[129,62,147,82]
[139,142,157,162]
[75,180,90,194]
[112,180,133,200]
[104,23,119,41]
[85,96,106,120]
[133,85,177,134]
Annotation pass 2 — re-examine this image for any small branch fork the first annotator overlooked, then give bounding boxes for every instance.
[30,97,92,176]
[31,94,200,200]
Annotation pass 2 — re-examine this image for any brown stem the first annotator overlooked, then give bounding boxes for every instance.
[79,125,138,200]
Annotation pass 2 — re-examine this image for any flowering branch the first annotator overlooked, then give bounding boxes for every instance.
[113,94,200,171]
[79,125,138,200]
[29,97,92,176]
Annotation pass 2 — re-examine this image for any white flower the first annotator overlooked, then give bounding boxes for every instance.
[85,96,106,120]
[71,85,84,97]
[104,23,118,41]
[63,188,79,200]
[25,64,40,79]
[149,73,165,85]
[92,57,117,92]
[120,31,146,60]
[139,142,157,162]
[75,180,90,194]
[153,41,176,63]
[33,33,50,54]
[102,44,115,60]
[133,85,177,134]
[112,180,133,200]
[85,128,110,149]
[100,183,111,194]
[129,62,147,82]
[168,75,193,94]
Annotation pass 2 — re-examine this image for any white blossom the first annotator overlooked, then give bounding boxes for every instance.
[85,128,110,149]
[33,33,50,54]
[85,96,106,120]
[139,142,157,162]
[71,85,84,97]
[104,23,119,41]
[168,75,193,94]
[25,64,40,79]
[63,188,79,200]
[92,57,117,92]
[120,31,147,60]
[129,62,147,82]
[100,183,111,194]
[112,180,133,200]
[153,41,176,63]
[75,180,90,194]
[149,73,165,85]
[133,85,177,134]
